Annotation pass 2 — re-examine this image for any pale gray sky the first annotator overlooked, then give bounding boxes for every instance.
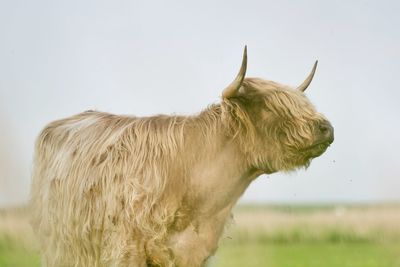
[1,0,399,206]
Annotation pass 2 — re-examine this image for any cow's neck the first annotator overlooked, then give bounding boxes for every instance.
[189,140,256,212]
[183,108,261,216]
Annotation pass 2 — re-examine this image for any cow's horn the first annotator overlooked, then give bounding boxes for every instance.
[297,61,318,92]
[222,46,247,98]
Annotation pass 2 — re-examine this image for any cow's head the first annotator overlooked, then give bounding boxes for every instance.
[221,46,334,173]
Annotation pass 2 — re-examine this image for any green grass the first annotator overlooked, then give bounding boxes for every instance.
[0,237,40,267]
[1,241,399,267]
[230,228,381,244]
[1,205,400,267]
[215,242,400,267]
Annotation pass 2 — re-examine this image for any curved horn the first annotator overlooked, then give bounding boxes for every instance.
[222,46,247,98]
[297,60,318,92]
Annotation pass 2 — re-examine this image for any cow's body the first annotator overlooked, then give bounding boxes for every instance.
[31,108,258,266]
[31,48,333,266]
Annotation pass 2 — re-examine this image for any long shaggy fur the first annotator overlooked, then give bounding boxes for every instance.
[31,77,332,267]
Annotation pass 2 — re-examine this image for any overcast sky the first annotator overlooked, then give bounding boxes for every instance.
[1,0,399,207]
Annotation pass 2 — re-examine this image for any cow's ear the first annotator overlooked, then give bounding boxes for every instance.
[222,46,247,99]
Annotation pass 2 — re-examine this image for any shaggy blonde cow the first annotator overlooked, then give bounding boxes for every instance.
[31,47,333,267]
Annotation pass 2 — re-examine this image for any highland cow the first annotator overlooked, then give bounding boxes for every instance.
[31,47,333,267]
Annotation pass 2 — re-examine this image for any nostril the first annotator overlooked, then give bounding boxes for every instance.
[319,124,329,133]
[319,121,334,136]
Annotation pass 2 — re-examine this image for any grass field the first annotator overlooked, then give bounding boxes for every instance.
[213,205,400,267]
[215,243,400,267]
[1,205,400,267]
[0,207,40,267]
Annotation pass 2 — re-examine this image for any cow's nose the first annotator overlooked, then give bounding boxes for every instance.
[319,121,334,143]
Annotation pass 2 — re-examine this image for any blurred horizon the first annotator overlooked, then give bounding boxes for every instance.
[1,0,400,207]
